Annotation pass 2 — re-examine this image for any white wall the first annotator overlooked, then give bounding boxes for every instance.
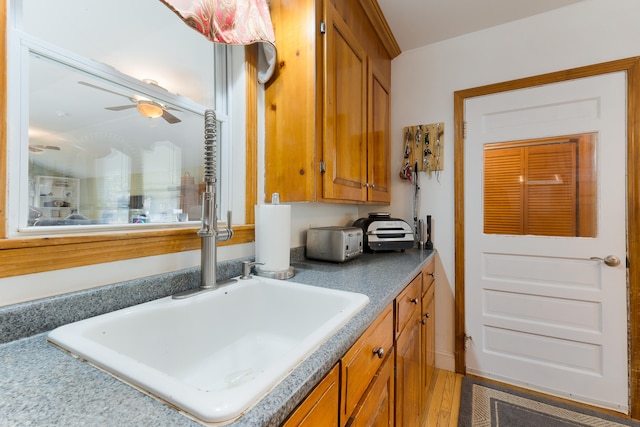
[389,0,640,370]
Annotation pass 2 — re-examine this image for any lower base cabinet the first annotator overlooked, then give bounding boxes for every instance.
[341,304,394,425]
[421,260,436,412]
[346,349,395,427]
[395,273,423,427]
[282,363,340,427]
[282,262,436,427]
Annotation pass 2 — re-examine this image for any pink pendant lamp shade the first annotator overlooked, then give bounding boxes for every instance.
[159,0,276,83]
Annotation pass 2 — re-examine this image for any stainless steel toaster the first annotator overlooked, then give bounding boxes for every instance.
[306,226,363,262]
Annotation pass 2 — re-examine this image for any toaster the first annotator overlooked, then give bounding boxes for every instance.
[353,213,414,252]
[306,226,363,262]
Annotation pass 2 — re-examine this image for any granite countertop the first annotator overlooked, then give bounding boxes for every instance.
[0,249,434,427]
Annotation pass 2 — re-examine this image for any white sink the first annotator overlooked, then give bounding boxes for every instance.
[47,276,369,424]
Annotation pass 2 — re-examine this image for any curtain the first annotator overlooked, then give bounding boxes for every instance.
[159,0,276,83]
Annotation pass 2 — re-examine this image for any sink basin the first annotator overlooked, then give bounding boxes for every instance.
[47,276,369,424]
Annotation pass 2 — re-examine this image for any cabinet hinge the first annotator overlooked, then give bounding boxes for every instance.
[463,121,467,140]
[320,21,326,35]
[320,161,326,173]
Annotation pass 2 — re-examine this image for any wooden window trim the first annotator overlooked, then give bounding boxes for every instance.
[0,5,258,278]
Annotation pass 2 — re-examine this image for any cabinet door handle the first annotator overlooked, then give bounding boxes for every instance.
[425,312,430,318]
[410,298,419,304]
[372,347,385,359]
[427,272,435,278]
[421,319,426,325]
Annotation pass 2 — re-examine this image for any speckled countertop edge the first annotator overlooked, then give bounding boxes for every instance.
[0,248,434,427]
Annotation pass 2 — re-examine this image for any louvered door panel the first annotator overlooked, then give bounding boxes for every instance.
[484,147,524,234]
[484,141,579,237]
[525,143,577,236]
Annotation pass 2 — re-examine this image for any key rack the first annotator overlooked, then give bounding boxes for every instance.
[400,122,444,180]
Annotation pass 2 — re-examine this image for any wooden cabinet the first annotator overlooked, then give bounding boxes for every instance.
[282,363,340,427]
[367,60,391,204]
[395,274,422,427]
[341,303,393,426]
[421,260,436,401]
[265,0,396,204]
[322,1,367,202]
[281,258,436,427]
[347,348,395,427]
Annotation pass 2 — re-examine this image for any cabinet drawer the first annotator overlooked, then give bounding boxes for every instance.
[396,274,421,338]
[340,303,393,425]
[422,259,435,296]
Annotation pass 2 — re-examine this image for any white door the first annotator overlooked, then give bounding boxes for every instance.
[464,72,628,412]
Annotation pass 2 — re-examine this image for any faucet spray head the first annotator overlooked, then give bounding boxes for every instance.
[203,109,217,183]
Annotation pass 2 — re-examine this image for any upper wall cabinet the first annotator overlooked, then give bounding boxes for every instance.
[265,0,400,204]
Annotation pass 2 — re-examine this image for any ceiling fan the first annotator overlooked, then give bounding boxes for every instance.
[29,144,61,154]
[78,80,182,124]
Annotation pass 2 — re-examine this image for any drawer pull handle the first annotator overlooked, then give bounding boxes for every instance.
[427,272,435,278]
[372,347,385,359]
[410,298,419,304]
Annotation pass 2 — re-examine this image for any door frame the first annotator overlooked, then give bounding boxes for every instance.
[454,57,640,417]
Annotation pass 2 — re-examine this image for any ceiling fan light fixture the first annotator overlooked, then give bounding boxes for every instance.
[136,100,164,119]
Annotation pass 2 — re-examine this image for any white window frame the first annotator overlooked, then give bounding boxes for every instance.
[6,1,235,237]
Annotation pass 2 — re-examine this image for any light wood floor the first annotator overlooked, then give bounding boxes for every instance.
[422,369,464,427]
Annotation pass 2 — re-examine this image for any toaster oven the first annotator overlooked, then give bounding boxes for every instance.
[353,213,414,252]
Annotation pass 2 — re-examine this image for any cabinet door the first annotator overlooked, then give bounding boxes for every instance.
[396,308,422,427]
[347,349,395,427]
[422,282,436,394]
[341,304,393,425]
[282,363,340,427]
[396,274,421,339]
[367,60,391,204]
[264,0,318,203]
[322,2,367,202]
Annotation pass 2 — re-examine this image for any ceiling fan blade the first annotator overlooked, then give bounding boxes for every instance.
[105,105,137,111]
[162,110,182,124]
[30,144,61,150]
[78,81,132,99]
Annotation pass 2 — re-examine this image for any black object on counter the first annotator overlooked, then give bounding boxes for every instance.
[353,213,414,252]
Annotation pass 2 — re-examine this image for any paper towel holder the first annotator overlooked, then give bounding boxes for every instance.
[254,192,295,280]
[255,265,295,280]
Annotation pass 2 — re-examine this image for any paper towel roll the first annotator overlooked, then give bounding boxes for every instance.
[255,203,291,272]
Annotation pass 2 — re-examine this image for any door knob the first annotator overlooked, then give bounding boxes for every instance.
[590,255,621,267]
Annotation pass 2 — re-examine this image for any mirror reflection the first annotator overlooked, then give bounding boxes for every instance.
[27,55,213,227]
[15,0,242,231]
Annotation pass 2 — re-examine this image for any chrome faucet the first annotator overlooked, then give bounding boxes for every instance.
[174,109,233,299]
